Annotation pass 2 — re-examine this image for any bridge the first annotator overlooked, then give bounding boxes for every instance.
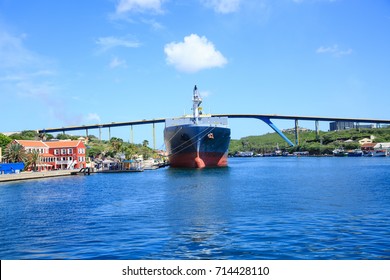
[37,114,390,148]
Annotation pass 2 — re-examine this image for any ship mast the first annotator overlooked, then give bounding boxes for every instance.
[192,85,202,124]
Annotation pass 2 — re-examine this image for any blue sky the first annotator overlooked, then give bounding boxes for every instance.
[1,0,389,148]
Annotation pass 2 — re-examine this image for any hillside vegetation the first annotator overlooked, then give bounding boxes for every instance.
[3,127,390,159]
[1,131,159,161]
[229,127,390,155]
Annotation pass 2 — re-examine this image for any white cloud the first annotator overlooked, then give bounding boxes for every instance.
[109,57,127,69]
[96,36,140,52]
[0,30,47,69]
[164,34,228,73]
[116,0,163,14]
[0,27,87,127]
[200,90,211,98]
[316,44,353,57]
[201,0,241,14]
[0,29,57,98]
[141,19,165,30]
[85,113,101,123]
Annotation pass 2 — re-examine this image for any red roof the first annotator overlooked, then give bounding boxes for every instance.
[15,140,48,148]
[45,140,82,148]
[361,143,376,148]
[15,140,84,149]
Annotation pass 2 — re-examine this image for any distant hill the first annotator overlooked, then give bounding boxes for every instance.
[229,127,390,155]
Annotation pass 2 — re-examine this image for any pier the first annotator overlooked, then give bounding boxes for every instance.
[0,170,73,183]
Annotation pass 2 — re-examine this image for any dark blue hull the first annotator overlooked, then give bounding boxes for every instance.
[164,124,231,168]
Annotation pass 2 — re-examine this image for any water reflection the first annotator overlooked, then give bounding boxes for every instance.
[163,167,233,259]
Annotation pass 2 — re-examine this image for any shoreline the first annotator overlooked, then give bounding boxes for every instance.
[0,170,73,183]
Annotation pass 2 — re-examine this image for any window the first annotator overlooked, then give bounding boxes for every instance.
[68,148,73,154]
[54,149,59,155]
[61,149,66,155]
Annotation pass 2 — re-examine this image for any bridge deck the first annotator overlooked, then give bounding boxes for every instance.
[37,114,390,134]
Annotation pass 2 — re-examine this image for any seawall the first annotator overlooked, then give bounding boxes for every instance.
[0,170,73,183]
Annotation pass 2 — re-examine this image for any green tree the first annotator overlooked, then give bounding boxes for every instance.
[0,133,12,151]
[87,146,103,158]
[56,133,79,140]
[110,137,123,153]
[87,135,99,142]
[26,150,40,171]
[9,130,39,140]
[3,142,27,163]
[141,146,152,159]
[124,144,138,160]
[343,142,361,150]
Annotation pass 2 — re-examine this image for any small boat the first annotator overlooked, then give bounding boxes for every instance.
[365,150,387,157]
[347,149,363,157]
[333,148,348,157]
[234,151,254,157]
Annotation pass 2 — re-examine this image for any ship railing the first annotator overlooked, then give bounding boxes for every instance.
[165,116,228,127]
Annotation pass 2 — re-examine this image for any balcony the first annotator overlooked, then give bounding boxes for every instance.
[56,160,73,165]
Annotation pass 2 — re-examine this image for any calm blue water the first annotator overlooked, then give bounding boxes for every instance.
[0,157,389,260]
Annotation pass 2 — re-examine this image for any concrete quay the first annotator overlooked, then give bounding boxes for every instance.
[0,170,73,183]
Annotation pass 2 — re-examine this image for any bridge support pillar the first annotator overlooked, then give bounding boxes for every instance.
[153,123,156,150]
[315,120,319,140]
[295,119,299,146]
[108,127,111,141]
[130,125,134,144]
[99,126,102,141]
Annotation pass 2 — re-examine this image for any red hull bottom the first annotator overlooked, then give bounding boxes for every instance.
[169,152,228,168]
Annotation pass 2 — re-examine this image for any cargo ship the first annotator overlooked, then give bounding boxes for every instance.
[164,86,231,168]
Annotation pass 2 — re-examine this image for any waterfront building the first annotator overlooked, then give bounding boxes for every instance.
[361,143,376,151]
[14,140,86,171]
[358,136,376,145]
[374,142,390,154]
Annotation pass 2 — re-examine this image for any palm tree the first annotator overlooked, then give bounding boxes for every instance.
[110,138,123,154]
[26,150,40,171]
[4,142,27,163]
[142,140,149,147]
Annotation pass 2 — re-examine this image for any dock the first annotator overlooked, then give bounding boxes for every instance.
[0,170,73,183]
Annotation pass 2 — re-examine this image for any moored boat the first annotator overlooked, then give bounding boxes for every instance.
[347,149,363,157]
[333,148,348,157]
[164,86,231,168]
[365,150,387,157]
